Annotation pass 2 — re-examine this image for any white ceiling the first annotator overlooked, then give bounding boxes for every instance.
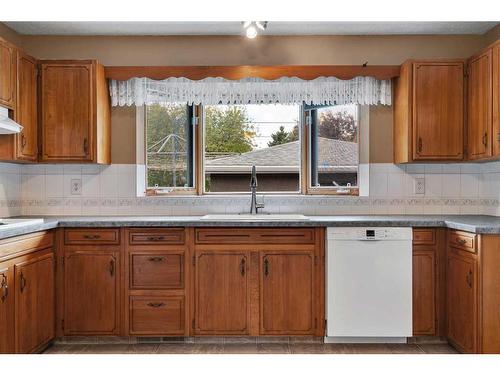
[4,21,498,36]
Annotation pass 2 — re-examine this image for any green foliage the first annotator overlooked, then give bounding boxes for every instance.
[204,106,255,154]
[268,125,295,147]
[318,110,357,142]
[146,103,188,148]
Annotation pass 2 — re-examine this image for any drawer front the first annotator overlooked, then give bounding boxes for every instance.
[128,228,185,245]
[130,252,184,289]
[195,228,315,244]
[129,296,184,335]
[413,229,436,245]
[64,229,120,245]
[448,231,476,253]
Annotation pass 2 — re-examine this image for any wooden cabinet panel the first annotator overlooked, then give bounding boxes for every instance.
[412,250,436,335]
[493,43,500,157]
[128,228,185,245]
[0,38,16,108]
[413,229,436,245]
[448,230,477,253]
[413,62,464,160]
[468,50,493,160]
[64,250,120,335]
[129,296,184,336]
[194,251,249,334]
[15,51,38,161]
[260,251,315,335]
[130,251,184,289]
[447,250,478,353]
[14,252,54,353]
[0,265,14,353]
[195,228,315,244]
[64,228,120,245]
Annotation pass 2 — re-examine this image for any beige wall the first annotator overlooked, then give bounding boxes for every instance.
[1,23,498,164]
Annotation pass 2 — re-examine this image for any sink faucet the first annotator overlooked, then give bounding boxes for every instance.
[250,165,264,214]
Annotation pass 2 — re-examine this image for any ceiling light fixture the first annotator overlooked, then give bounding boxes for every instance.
[243,21,268,39]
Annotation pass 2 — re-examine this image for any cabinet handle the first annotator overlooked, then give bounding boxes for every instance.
[466,269,473,288]
[83,234,101,240]
[240,258,246,276]
[417,137,423,153]
[263,257,269,277]
[482,132,488,147]
[19,272,26,293]
[109,259,115,277]
[83,138,89,155]
[0,274,8,302]
[147,302,165,308]
[148,256,165,262]
[20,133,27,149]
[146,236,165,241]
[456,238,467,245]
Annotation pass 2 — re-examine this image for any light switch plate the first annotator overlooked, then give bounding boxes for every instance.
[70,178,82,195]
[414,177,425,195]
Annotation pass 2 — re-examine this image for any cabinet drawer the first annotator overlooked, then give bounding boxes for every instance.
[128,228,185,245]
[195,228,315,244]
[130,251,184,289]
[64,229,120,245]
[413,229,436,245]
[448,231,477,253]
[129,296,184,335]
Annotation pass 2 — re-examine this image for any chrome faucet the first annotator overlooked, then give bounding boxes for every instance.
[250,165,264,214]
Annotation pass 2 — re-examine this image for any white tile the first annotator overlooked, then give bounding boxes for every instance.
[21,174,45,200]
[406,165,425,174]
[460,174,479,197]
[22,164,45,175]
[424,164,443,174]
[387,174,405,197]
[63,165,82,174]
[63,174,81,197]
[45,164,64,175]
[118,173,136,197]
[442,163,462,174]
[442,174,461,197]
[45,174,64,198]
[81,164,101,175]
[425,174,442,197]
[82,174,100,197]
[99,173,119,197]
[460,164,479,174]
[369,172,388,197]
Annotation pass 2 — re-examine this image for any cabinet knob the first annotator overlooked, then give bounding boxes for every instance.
[466,269,473,288]
[146,236,165,241]
[482,132,488,147]
[417,137,423,153]
[19,272,26,293]
[0,273,8,302]
[456,238,467,245]
[20,133,27,149]
[83,234,101,240]
[148,256,165,263]
[147,302,165,308]
[109,259,115,277]
[240,258,246,276]
[263,257,270,277]
[83,138,89,155]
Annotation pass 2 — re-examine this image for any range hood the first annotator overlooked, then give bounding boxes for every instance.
[0,106,23,134]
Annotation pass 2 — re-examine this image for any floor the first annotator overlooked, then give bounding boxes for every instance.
[42,342,459,354]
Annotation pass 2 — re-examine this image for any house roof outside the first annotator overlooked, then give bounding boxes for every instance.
[205,137,358,174]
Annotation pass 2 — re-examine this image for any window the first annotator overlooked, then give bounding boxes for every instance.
[145,103,195,192]
[203,104,301,193]
[144,102,360,196]
[305,104,359,194]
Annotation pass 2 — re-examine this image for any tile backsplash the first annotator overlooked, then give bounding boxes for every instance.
[1,162,499,217]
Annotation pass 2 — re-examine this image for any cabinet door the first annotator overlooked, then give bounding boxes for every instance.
[260,251,315,335]
[413,250,436,335]
[15,51,38,161]
[447,251,478,353]
[413,62,464,160]
[493,43,500,157]
[0,39,16,108]
[194,251,249,334]
[40,63,93,162]
[64,250,120,335]
[468,50,493,160]
[0,266,14,354]
[36,253,55,347]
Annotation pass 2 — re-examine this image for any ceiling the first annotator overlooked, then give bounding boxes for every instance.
[4,21,498,36]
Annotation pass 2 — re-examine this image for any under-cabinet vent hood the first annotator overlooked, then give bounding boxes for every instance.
[0,106,23,134]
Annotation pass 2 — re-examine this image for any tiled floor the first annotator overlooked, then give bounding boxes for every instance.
[42,342,459,354]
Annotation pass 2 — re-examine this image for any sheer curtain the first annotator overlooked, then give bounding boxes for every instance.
[109,76,392,106]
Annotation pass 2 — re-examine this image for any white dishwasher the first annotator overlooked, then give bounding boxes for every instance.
[326,227,412,343]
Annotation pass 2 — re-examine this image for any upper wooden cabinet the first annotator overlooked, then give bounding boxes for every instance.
[394,60,465,163]
[39,60,111,163]
[492,42,500,157]
[0,38,16,109]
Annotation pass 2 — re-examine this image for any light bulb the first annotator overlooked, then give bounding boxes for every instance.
[246,25,258,39]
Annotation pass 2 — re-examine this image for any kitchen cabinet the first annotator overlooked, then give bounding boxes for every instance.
[394,60,465,163]
[39,60,110,163]
[15,251,55,353]
[63,248,121,335]
[260,251,316,335]
[193,250,250,334]
[492,42,500,157]
[0,265,14,354]
[0,37,16,109]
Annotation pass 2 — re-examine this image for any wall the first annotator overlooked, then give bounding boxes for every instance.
[0,164,22,217]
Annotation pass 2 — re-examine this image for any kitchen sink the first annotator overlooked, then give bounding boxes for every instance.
[200,214,309,221]
[0,218,44,229]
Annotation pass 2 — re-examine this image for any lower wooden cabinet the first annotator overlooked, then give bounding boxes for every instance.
[193,251,250,334]
[412,249,437,335]
[0,265,14,353]
[129,296,185,336]
[63,248,121,335]
[260,251,316,335]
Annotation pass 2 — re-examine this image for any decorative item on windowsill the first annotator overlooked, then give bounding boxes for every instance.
[242,21,268,39]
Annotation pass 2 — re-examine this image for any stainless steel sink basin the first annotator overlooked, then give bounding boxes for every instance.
[200,214,309,221]
[0,218,44,229]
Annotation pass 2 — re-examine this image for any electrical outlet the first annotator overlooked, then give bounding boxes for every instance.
[70,178,82,195]
[414,177,425,195]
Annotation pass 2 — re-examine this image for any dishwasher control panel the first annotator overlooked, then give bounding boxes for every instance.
[327,227,413,241]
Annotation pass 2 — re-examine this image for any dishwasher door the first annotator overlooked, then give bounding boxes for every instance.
[326,227,412,343]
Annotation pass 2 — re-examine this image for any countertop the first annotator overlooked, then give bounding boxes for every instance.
[1,215,500,240]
